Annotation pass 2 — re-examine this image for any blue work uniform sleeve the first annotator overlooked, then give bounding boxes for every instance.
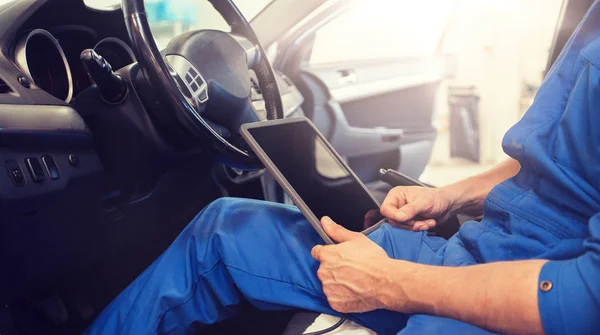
[538,212,600,335]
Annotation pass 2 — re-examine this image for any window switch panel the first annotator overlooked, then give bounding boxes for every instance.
[5,160,25,187]
[25,157,45,183]
[42,155,60,180]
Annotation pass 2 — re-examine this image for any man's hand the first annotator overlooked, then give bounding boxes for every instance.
[310,217,546,335]
[380,186,456,231]
[379,159,521,232]
[311,217,401,313]
[380,159,521,232]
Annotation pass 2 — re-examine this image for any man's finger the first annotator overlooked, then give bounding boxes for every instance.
[388,218,415,229]
[394,200,430,222]
[311,245,324,262]
[381,202,402,220]
[321,216,362,243]
[389,217,437,231]
[412,219,437,231]
[381,192,405,219]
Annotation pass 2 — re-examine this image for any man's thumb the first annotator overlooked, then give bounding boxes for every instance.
[394,200,428,222]
[321,216,361,243]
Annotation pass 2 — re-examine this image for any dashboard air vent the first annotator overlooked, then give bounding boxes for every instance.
[0,77,11,94]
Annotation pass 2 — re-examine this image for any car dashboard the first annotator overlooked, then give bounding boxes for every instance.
[0,0,132,104]
[0,0,303,108]
[0,0,304,311]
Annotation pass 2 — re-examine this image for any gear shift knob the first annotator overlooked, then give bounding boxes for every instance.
[81,49,127,103]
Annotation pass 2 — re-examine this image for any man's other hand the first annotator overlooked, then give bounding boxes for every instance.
[380,186,456,231]
[311,217,401,314]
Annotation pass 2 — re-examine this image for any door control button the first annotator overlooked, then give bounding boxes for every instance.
[41,155,60,180]
[68,154,79,166]
[25,157,45,183]
[5,160,25,187]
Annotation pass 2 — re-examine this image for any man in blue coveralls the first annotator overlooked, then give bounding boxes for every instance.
[86,3,600,335]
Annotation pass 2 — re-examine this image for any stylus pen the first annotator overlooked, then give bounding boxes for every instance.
[379,168,430,188]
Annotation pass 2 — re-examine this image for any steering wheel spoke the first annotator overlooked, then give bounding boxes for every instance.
[164,54,209,110]
[230,34,261,68]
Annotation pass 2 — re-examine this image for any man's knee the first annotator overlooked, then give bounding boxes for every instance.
[204,197,238,213]
[200,197,255,218]
[188,197,262,233]
[187,197,304,246]
[191,197,240,227]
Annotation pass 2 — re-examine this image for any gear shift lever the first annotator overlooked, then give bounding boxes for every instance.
[81,49,127,103]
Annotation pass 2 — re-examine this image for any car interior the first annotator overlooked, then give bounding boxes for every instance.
[0,0,591,334]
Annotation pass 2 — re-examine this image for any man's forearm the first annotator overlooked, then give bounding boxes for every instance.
[442,158,521,217]
[380,259,547,334]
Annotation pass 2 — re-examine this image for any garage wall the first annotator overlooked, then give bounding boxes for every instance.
[429,0,563,166]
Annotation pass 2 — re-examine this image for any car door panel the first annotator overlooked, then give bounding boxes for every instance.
[300,57,442,182]
[336,80,440,129]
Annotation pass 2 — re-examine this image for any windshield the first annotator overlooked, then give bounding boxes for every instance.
[84,0,274,47]
[311,0,455,64]
[85,0,273,17]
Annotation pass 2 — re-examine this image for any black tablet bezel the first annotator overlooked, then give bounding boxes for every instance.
[240,117,385,244]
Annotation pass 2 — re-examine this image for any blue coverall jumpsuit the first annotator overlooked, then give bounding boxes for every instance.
[86,2,600,334]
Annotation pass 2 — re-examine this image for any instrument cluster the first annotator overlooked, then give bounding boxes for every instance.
[13,28,135,102]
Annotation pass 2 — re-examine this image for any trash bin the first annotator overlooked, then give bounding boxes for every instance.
[448,86,480,163]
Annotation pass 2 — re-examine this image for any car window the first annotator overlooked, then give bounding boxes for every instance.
[309,0,456,65]
[83,0,274,48]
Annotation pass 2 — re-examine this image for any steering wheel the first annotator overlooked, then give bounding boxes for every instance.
[121,0,284,169]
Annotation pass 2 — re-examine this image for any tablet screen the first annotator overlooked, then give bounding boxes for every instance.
[246,120,384,232]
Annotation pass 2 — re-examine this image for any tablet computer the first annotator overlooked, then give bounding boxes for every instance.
[240,117,386,244]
